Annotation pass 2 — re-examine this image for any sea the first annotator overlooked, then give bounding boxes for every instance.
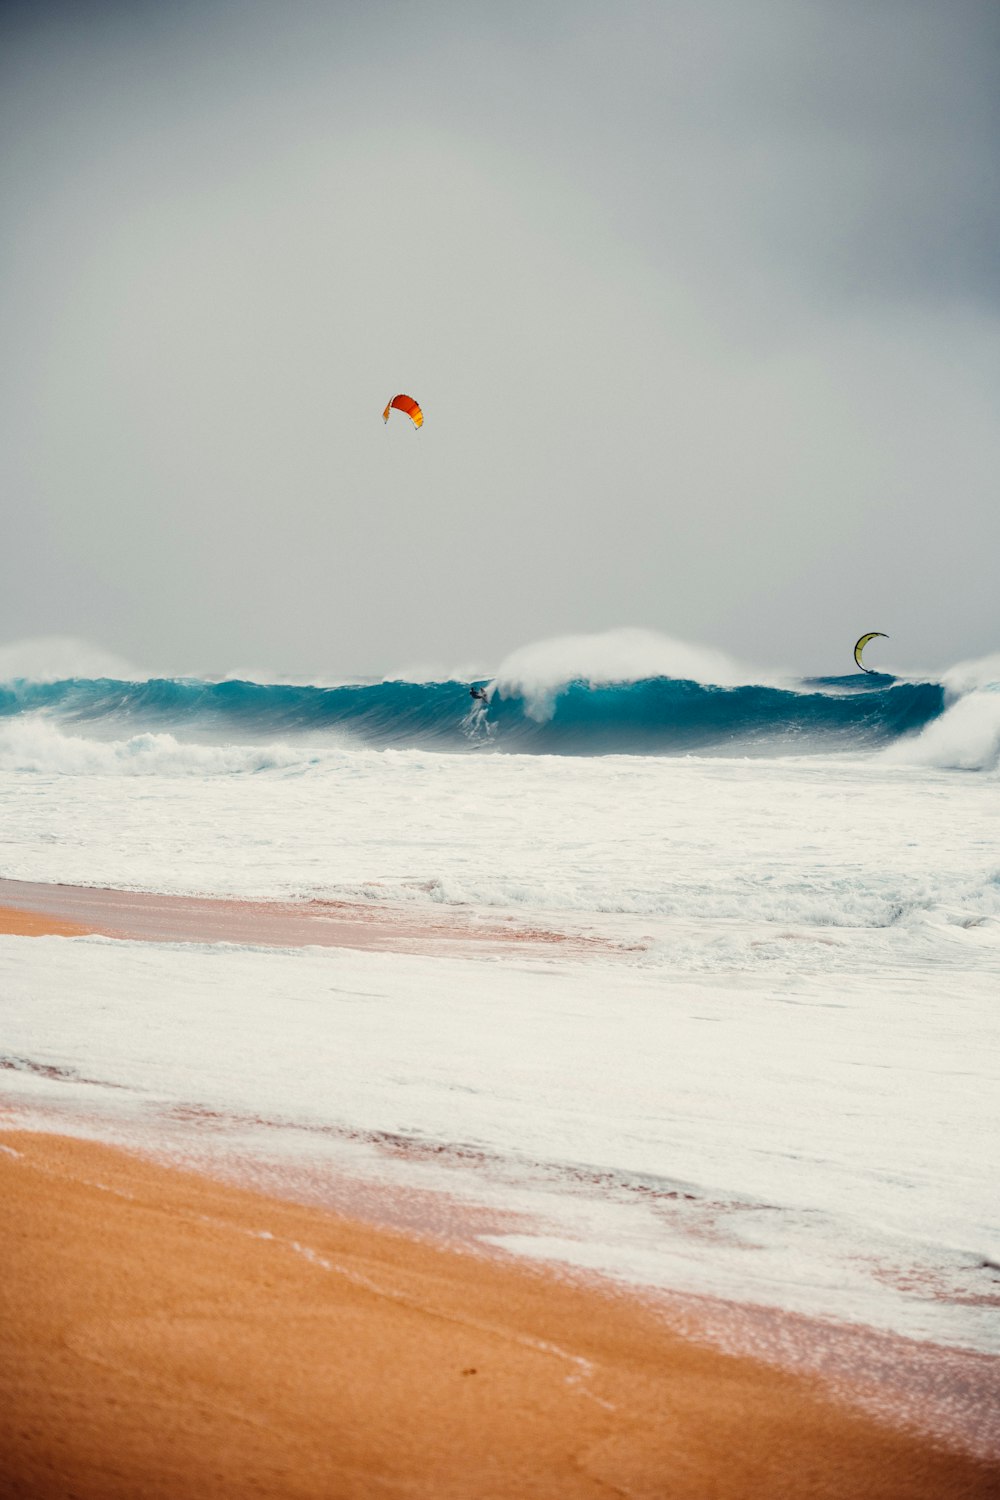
[1,633,998,1429]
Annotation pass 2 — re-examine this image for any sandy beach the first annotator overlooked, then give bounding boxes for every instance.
[2,1128,997,1500]
[2,894,998,1497]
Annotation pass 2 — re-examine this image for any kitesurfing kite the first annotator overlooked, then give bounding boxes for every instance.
[382,394,423,429]
[854,632,888,673]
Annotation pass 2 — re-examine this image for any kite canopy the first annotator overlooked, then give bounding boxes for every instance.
[854,632,888,673]
[382,394,423,429]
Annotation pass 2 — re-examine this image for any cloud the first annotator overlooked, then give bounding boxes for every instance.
[1,1,997,678]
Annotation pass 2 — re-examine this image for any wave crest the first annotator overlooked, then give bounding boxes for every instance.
[492,628,761,722]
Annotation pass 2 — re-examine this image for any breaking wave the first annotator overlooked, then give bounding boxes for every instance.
[0,718,315,777]
[4,627,998,765]
[0,668,945,763]
[881,687,1000,772]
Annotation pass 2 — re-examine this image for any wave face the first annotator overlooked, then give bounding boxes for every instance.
[0,671,945,757]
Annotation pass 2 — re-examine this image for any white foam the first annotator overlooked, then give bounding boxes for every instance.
[0,718,318,777]
[883,688,1000,772]
[2,736,998,951]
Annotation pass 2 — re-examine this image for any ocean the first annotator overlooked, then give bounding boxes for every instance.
[1,642,998,1383]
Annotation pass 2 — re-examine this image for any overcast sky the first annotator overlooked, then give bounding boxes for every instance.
[2,0,998,680]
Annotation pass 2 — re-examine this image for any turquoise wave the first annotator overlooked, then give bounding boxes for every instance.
[0,672,945,756]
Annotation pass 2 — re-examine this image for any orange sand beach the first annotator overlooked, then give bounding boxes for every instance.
[1,1130,997,1500]
[2,891,998,1497]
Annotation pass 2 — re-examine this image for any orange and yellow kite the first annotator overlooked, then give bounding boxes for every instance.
[382,394,423,429]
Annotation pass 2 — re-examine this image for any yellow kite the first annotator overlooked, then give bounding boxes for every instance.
[853,632,888,673]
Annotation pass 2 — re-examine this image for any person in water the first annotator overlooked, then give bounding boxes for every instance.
[470,686,488,703]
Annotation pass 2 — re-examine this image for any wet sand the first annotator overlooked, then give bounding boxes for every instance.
[0,904,90,938]
[1,1130,996,1500]
[0,877,621,958]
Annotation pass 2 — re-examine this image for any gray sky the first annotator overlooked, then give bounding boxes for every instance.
[2,0,998,680]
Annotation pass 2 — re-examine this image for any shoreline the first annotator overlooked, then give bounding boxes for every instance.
[3,884,998,1491]
[2,1128,997,1499]
[0,877,625,958]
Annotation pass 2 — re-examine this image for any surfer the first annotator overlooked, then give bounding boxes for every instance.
[469,686,488,703]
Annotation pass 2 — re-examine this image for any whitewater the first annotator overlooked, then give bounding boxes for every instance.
[1,633,998,1380]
